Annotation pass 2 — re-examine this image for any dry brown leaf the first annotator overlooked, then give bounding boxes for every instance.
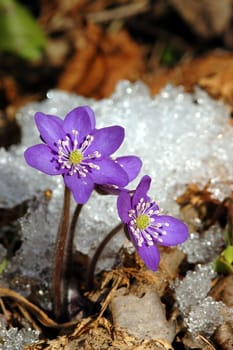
[58,22,144,99]
[169,0,231,38]
[99,247,185,297]
[210,275,233,307]
[214,322,233,350]
[176,183,224,230]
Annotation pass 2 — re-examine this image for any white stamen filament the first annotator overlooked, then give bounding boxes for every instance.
[128,197,170,248]
[57,130,101,177]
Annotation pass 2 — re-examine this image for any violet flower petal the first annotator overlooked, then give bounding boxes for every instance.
[63,106,95,144]
[26,106,135,204]
[87,126,124,157]
[90,158,129,187]
[64,173,94,204]
[24,144,64,175]
[117,174,189,271]
[115,156,142,182]
[152,215,189,246]
[45,114,64,126]
[136,242,160,271]
[117,191,131,223]
[132,175,151,207]
[35,112,66,150]
[94,155,142,195]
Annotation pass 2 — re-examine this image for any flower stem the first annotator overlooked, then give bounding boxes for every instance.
[68,203,83,256]
[87,222,123,290]
[52,186,71,322]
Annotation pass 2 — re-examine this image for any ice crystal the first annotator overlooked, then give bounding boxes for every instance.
[175,264,216,314]
[181,225,224,263]
[175,264,233,336]
[185,297,229,335]
[0,318,39,350]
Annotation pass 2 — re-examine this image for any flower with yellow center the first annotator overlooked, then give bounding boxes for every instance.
[117,175,189,271]
[24,105,133,204]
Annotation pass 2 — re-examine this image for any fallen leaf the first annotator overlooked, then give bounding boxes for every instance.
[58,22,144,99]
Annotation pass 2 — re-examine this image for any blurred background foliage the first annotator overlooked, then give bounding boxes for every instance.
[0,0,46,60]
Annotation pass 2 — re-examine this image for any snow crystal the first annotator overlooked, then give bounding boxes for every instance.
[0,316,39,350]
[174,264,233,336]
[181,225,224,263]
[174,264,216,314]
[185,297,232,335]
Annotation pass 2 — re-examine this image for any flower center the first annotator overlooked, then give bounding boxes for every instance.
[69,149,83,164]
[128,198,164,247]
[136,214,150,230]
[57,130,101,177]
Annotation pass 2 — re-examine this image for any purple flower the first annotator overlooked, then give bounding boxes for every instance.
[24,106,133,203]
[117,175,189,271]
[95,155,142,195]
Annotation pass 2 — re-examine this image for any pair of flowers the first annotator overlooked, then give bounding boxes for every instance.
[24,106,188,271]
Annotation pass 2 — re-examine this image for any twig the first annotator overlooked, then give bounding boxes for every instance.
[0,287,77,328]
[87,1,149,23]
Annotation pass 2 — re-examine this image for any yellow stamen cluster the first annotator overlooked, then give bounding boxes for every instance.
[136,214,150,230]
[69,150,83,164]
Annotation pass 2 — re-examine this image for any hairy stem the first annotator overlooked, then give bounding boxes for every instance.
[87,222,123,290]
[52,186,71,322]
[68,203,83,257]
